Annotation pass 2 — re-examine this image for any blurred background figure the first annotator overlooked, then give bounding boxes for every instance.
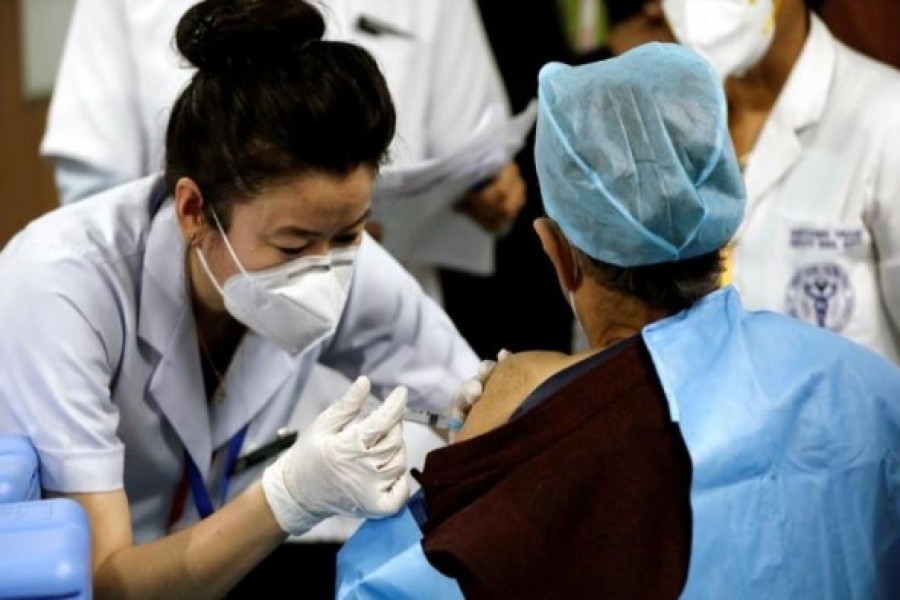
[605,0,900,363]
[446,0,620,358]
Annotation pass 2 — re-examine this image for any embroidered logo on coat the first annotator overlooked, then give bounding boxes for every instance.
[785,263,855,332]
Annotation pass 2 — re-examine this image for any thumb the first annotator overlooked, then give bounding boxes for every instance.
[476,359,497,385]
[454,378,484,413]
[318,376,371,433]
[376,476,410,516]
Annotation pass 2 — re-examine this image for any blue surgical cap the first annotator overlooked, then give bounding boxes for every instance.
[535,43,745,267]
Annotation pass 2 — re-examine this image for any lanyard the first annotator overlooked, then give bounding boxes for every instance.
[185,425,249,519]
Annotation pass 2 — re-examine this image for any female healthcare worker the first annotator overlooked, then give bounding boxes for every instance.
[659,0,900,362]
[0,1,481,597]
[41,1,523,554]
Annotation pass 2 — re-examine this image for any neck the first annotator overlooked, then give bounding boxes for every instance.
[725,8,810,112]
[186,251,244,354]
[580,288,669,351]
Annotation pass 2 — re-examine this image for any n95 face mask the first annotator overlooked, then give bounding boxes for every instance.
[196,212,358,356]
[662,0,777,80]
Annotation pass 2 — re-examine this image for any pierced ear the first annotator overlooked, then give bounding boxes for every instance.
[534,217,581,294]
[174,177,207,244]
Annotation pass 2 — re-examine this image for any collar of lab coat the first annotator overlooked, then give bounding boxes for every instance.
[138,199,304,477]
[743,14,836,204]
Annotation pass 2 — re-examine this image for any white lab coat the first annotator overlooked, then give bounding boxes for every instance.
[0,175,479,543]
[732,15,900,363]
[40,0,510,298]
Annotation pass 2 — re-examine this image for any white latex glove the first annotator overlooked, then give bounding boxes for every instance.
[261,376,409,535]
[447,349,511,443]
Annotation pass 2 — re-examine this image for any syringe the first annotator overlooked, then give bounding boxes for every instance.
[403,409,462,431]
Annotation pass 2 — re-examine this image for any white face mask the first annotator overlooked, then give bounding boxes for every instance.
[195,211,358,355]
[662,0,777,80]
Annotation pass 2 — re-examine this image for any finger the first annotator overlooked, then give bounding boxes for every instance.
[377,474,410,515]
[446,378,482,442]
[357,386,408,447]
[498,348,512,361]
[495,161,515,184]
[318,376,371,433]
[474,186,504,208]
[489,182,521,215]
[503,179,526,214]
[500,162,524,190]
[476,359,498,383]
[374,441,407,480]
[455,378,484,411]
[369,423,404,462]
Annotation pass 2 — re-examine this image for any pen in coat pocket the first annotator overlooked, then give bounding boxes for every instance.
[231,428,298,476]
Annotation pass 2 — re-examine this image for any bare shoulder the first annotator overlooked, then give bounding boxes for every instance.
[455,350,581,443]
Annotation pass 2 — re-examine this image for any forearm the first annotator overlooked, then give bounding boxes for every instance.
[94,483,286,600]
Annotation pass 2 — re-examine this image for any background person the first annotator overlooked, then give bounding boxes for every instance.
[0,2,483,597]
[445,0,618,359]
[607,0,900,363]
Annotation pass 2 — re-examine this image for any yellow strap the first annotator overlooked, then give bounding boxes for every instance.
[720,242,735,287]
[556,0,609,54]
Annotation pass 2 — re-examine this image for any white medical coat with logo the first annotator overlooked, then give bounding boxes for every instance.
[733,15,900,363]
[40,0,510,294]
[0,176,479,543]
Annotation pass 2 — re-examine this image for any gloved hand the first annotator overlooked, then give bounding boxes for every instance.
[261,376,409,536]
[447,349,511,443]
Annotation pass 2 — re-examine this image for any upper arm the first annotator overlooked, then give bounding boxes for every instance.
[456,351,573,442]
[0,254,126,493]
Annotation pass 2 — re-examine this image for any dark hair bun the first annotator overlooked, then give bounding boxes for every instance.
[176,0,326,71]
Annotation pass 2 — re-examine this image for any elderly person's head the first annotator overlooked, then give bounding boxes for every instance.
[533,43,745,346]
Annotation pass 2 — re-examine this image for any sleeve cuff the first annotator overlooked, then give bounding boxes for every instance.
[37,446,124,493]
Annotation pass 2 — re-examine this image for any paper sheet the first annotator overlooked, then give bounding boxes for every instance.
[372,100,538,272]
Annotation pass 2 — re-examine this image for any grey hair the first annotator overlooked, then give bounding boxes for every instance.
[578,249,724,312]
